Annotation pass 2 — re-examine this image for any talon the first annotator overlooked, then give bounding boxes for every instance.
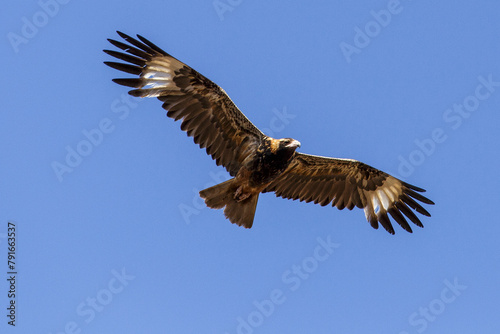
[234,186,250,202]
[234,186,242,199]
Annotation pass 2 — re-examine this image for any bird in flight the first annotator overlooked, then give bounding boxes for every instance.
[104,31,434,234]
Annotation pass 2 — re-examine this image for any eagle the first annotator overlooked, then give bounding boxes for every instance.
[103,31,434,234]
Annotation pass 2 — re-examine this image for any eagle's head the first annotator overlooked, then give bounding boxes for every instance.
[279,138,301,149]
[276,138,301,160]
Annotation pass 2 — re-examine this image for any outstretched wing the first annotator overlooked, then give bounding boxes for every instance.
[103,31,264,176]
[263,152,434,234]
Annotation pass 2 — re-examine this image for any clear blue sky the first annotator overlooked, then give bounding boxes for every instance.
[2,1,499,333]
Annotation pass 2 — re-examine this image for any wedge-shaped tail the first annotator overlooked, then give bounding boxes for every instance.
[199,179,259,228]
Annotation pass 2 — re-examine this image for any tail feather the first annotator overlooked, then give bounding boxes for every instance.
[224,195,259,228]
[199,179,259,228]
[199,179,234,209]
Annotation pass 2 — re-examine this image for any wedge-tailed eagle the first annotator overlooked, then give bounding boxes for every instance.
[104,31,434,234]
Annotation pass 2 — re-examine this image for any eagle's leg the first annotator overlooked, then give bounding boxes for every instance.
[234,185,251,202]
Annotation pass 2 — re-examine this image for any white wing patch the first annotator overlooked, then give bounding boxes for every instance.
[140,57,184,96]
[363,176,403,222]
[377,190,390,211]
[371,195,381,214]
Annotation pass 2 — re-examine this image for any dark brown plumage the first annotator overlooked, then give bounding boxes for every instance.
[104,31,434,234]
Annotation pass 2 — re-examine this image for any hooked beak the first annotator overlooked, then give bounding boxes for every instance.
[286,139,301,149]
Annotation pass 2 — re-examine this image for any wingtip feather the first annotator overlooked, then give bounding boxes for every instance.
[112,78,142,88]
